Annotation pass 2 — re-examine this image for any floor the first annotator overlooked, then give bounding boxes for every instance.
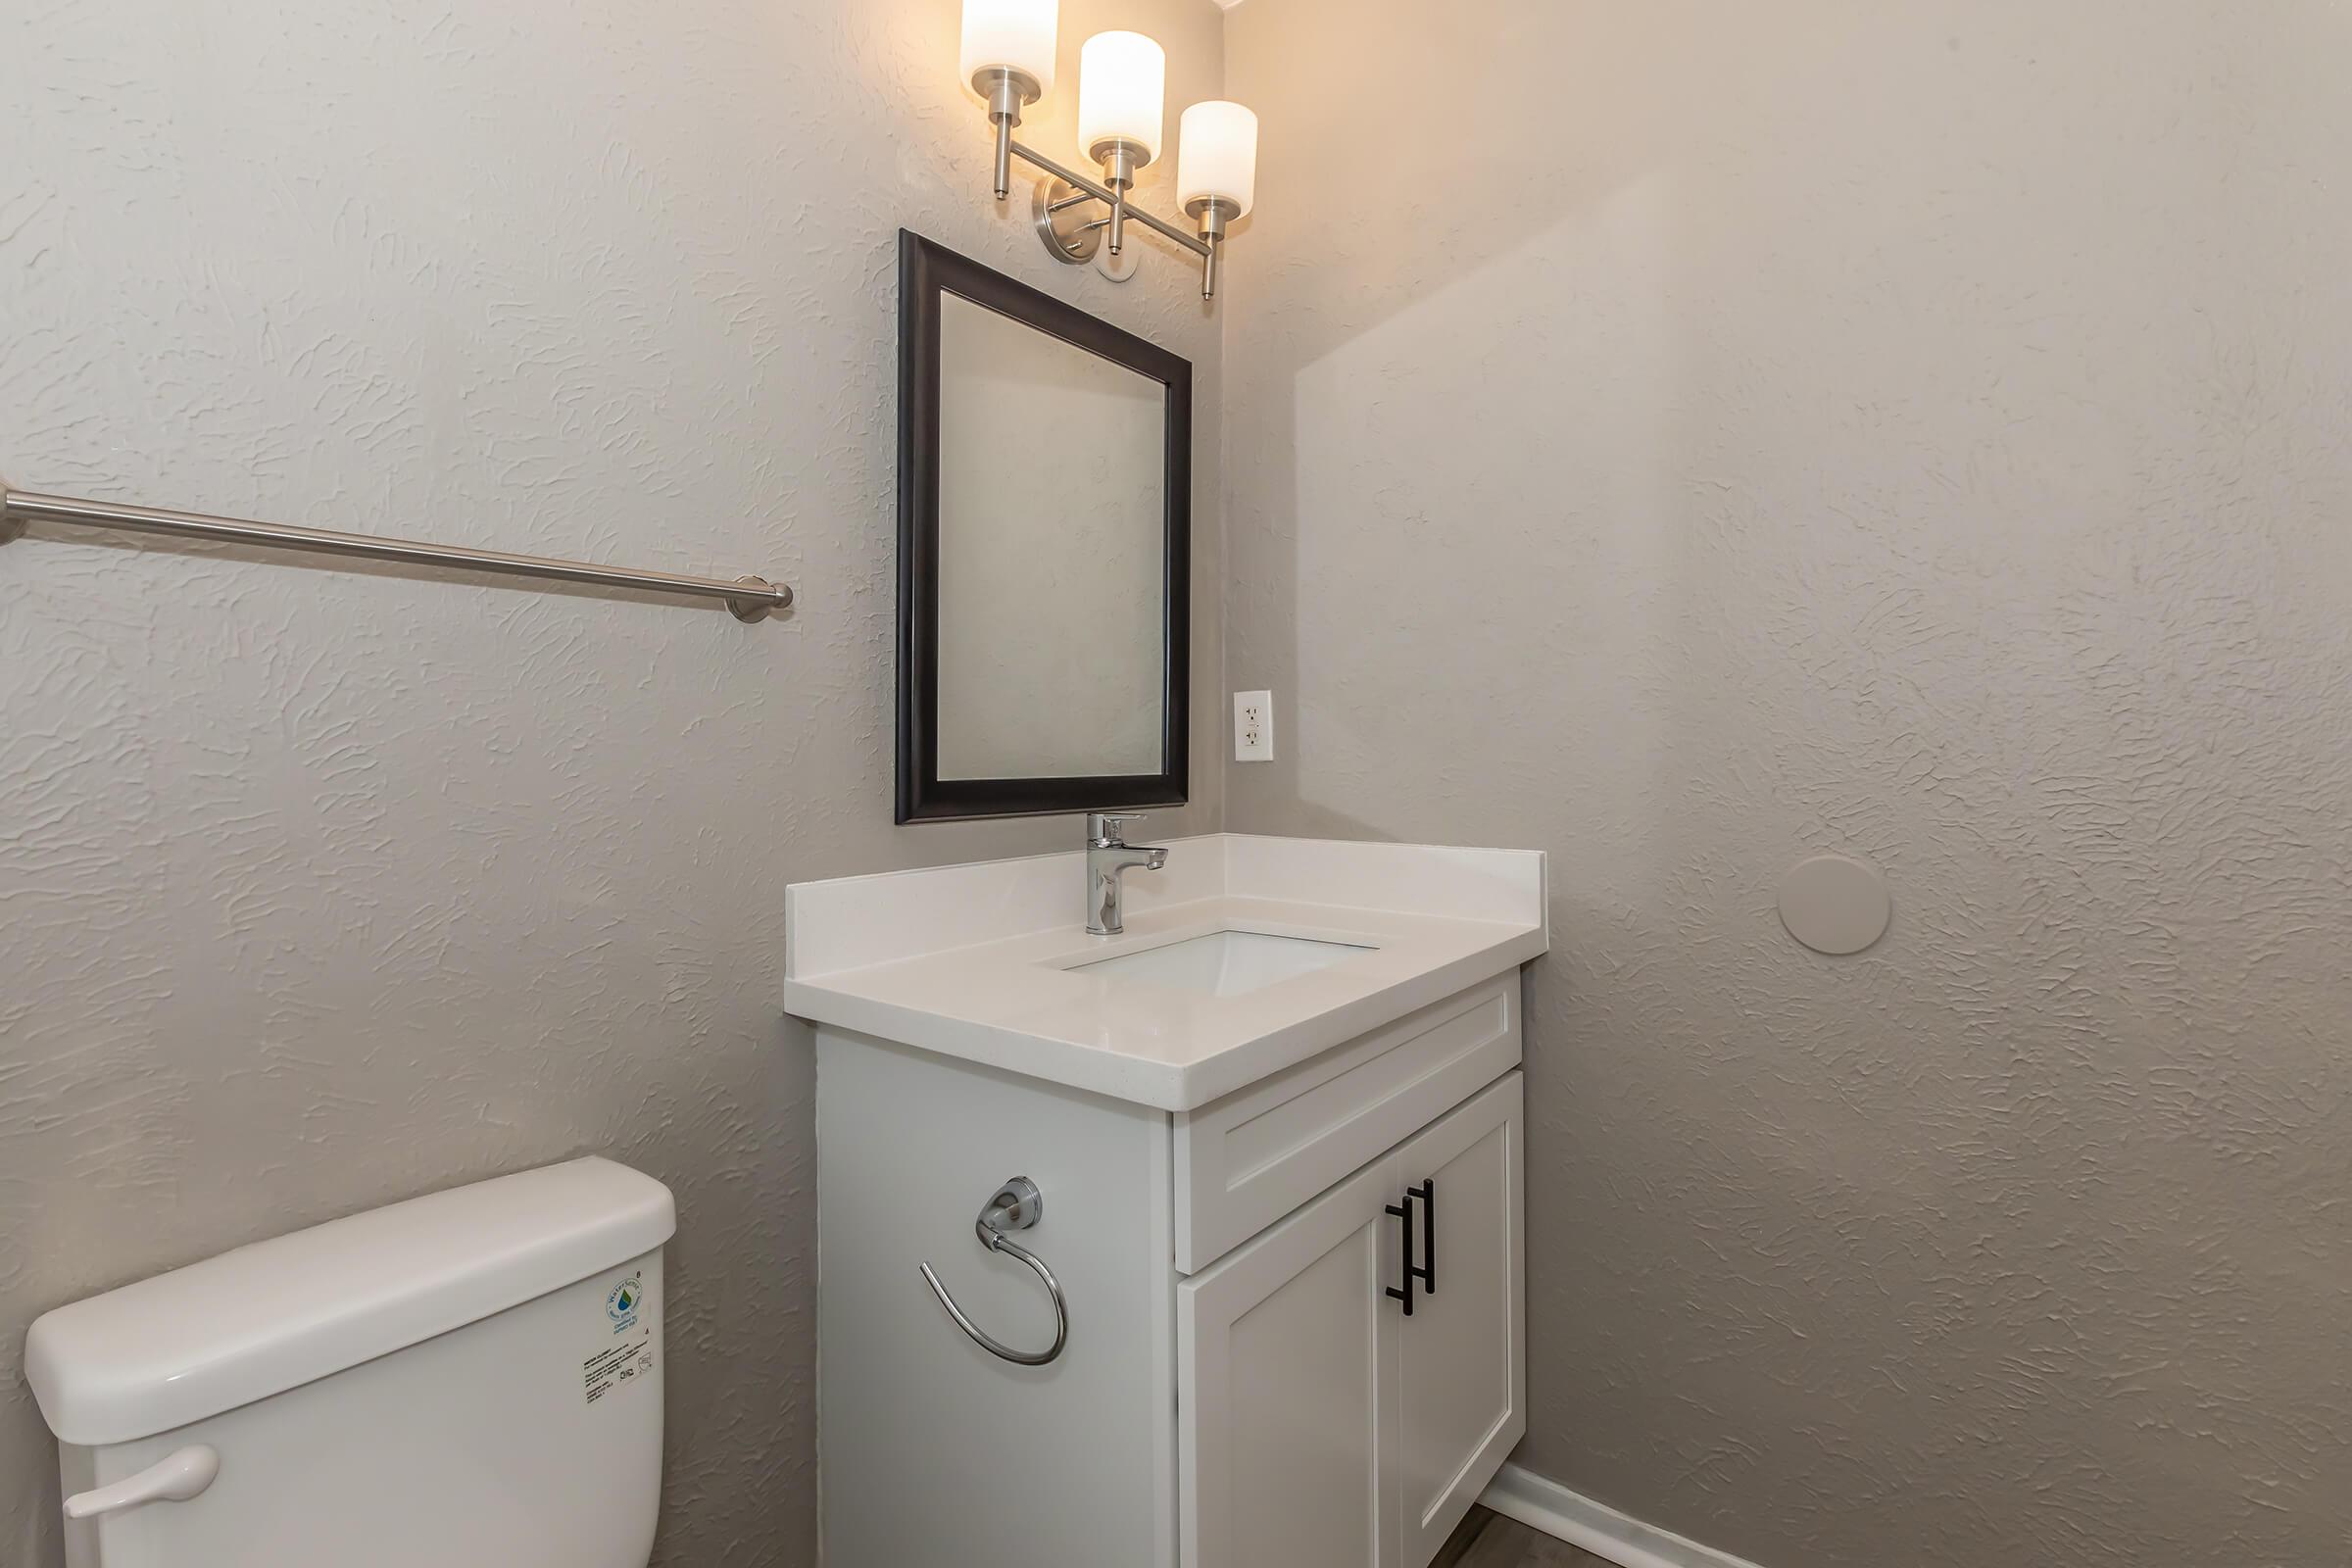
[1434,1507,1616,1568]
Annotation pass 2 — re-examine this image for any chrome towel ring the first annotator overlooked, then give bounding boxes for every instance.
[919,1176,1068,1367]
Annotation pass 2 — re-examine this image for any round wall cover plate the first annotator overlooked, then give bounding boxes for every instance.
[1777,854,1891,956]
[1095,237,1141,282]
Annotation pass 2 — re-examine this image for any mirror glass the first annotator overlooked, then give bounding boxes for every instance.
[898,231,1191,823]
[935,291,1164,780]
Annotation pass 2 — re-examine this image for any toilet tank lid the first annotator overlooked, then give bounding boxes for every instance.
[24,1156,676,1446]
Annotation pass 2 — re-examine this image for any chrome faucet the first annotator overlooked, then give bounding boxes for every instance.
[1085,812,1167,935]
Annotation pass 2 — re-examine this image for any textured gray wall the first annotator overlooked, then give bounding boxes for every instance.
[1220,3,2352,1565]
[0,0,1222,1561]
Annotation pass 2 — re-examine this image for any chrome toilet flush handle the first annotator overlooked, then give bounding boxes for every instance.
[918,1177,1068,1367]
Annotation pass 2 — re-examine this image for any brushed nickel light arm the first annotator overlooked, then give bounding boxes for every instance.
[1013,140,1207,253]
[1010,137,1231,298]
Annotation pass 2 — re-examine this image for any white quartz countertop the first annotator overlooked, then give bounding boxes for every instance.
[783,835,1547,1111]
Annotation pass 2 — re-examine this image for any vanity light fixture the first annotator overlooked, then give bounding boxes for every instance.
[958,0,1258,300]
[1076,30,1164,262]
[962,0,1057,201]
[1176,100,1256,300]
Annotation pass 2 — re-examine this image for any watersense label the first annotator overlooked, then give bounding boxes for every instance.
[606,1274,643,1333]
[584,1270,656,1405]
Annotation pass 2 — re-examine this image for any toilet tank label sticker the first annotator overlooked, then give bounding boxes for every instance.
[606,1274,643,1333]
[584,1271,656,1405]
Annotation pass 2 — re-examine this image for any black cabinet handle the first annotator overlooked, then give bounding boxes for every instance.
[1411,1179,1436,1298]
[1384,1194,1416,1315]
[1384,1180,1438,1315]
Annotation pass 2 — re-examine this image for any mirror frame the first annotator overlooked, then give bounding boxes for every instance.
[896,230,1193,823]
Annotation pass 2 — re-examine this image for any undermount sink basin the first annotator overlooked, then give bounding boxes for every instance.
[1068,929,1375,998]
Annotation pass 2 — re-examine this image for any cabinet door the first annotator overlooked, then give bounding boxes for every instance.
[1179,1156,1402,1568]
[1389,1072,1526,1566]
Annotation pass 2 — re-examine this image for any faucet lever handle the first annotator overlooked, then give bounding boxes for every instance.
[1087,810,1144,844]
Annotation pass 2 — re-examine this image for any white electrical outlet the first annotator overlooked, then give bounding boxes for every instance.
[1233,690,1274,761]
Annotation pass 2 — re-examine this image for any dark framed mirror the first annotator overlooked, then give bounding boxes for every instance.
[896,230,1192,823]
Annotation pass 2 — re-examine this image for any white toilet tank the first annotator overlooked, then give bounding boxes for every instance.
[24,1156,675,1568]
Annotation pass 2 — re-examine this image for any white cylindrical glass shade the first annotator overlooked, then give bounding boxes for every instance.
[1177,100,1258,217]
[960,0,1056,95]
[1078,31,1165,160]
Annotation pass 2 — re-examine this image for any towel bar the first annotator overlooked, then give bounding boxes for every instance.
[2,488,793,622]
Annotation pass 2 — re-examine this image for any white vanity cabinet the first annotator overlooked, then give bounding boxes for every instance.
[811,975,1528,1568]
[788,833,1547,1568]
[1180,1071,1524,1568]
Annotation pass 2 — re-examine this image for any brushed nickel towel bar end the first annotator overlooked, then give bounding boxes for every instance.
[1,488,794,623]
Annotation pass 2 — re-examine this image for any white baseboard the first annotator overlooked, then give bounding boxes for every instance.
[1478,1463,1770,1568]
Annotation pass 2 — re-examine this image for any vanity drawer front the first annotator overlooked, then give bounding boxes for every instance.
[1173,976,1520,1274]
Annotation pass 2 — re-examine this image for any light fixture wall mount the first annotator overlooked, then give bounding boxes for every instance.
[1033,176,1102,264]
[958,3,1256,302]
